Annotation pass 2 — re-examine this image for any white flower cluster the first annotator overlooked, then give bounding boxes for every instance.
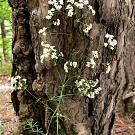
[104,63,111,73]
[86,51,98,69]
[49,0,63,10]
[38,27,63,65]
[64,61,77,73]
[46,8,55,20]
[45,1,95,35]
[104,33,117,50]
[66,0,89,17]
[46,0,63,20]
[75,79,101,98]
[40,42,58,63]
[66,0,95,33]
[66,0,95,14]
[11,76,27,91]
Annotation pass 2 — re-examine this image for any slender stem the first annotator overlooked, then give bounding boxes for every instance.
[49,32,72,35]
[46,73,67,134]
[56,110,59,135]
[26,89,54,112]
[46,105,59,135]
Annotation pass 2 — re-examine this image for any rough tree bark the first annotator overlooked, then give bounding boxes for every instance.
[9,0,135,135]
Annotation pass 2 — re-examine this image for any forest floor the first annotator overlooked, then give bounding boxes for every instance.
[0,75,18,135]
[0,75,135,135]
[113,111,135,135]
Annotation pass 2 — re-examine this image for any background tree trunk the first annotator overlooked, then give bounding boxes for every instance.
[1,19,7,61]
[9,0,135,135]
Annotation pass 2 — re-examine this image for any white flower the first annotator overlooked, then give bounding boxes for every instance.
[16,75,21,79]
[48,8,55,16]
[105,33,114,39]
[79,0,89,5]
[66,4,74,17]
[78,0,83,2]
[43,48,50,58]
[105,63,111,73]
[86,58,96,69]
[70,62,73,66]
[22,78,27,83]
[83,24,92,33]
[59,0,63,5]
[42,48,49,54]
[87,92,95,98]
[74,2,84,9]
[67,0,74,4]
[38,27,47,35]
[110,46,114,50]
[104,33,117,50]
[48,0,57,5]
[94,87,102,94]
[84,0,89,5]
[86,62,90,67]
[92,51,98,59]
[73,62,77,68]
[55,4,62,10]
[88,5,96,15]
[68,10,74,17]
[53,19,60,26]
[75,79,84,87]
[41,42,51,47]
[40,55,45,63]
[46,15,52,20]
[64,61,77,72]
[51,52,58,59]
[50,46,56,50]
[59,52,64,57]
[64,62,69,72]
[104,42,108,47]
[90,79,99,87]
[91,9,95,16]
[45,8,55,19]
[66,4,73,10]
[110,39,117,46]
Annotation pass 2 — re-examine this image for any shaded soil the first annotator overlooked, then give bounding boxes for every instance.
[0,91,18,135]
[113,113,135,135]
[0,75,11,92]
[0,75,10,85]
[0,75,18,135]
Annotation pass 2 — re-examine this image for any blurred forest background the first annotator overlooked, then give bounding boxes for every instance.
[0,0,12,75]
[0,1,16,134]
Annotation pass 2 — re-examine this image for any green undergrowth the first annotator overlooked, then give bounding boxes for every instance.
[0,62,12,75]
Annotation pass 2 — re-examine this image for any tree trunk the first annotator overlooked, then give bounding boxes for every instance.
[1,19,7,61]
[9,0,135,135]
